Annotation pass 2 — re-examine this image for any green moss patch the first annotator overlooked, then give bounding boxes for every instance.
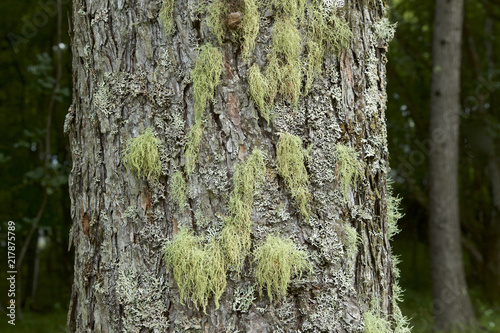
[123,128,162,181]
[254,235,308,302]
[276,133,310,219]
[163,230,227,312]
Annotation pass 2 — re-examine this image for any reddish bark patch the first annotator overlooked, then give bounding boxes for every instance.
[238,144,247,160]
[227,93,240,126]
[81,212,90,237]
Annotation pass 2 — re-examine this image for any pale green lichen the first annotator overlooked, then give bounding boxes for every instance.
[304,4,352,93]
[276,133,310,219]
[123,128,162,181]
[267,17,302,105]
[184,44,224,174]
[247,63,270,123]
[271,16,302,63]
[386,181,412,332]
[268,0,306,21]
[163,230,227,312]
[241,0,260,62]
[363,311,391,333]
[344,223,359,259]
[387,181,404,240]
[207,0,227,45]
[170,170,187,209]
[192,44,224,122]
[184,121,204,175]
[159,0,175,35]
[254,235,308,302]
[221,149,266,271]
[334,144,363,202]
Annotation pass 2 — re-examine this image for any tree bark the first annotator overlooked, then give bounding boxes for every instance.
[66,0,401,332]
[429,0,476,330]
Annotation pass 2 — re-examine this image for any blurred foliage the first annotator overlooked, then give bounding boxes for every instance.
[387,0,500,329]
[0,0,73,320]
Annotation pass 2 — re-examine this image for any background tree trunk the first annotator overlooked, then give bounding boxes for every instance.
[429,0,476,330]
[66,0,402,332]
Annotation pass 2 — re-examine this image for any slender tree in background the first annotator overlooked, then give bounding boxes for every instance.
[429,0,476,330]
[66,0,408,332]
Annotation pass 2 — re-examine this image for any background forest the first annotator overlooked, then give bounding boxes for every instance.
[0,0,499,332]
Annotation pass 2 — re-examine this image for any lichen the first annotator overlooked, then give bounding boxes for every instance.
[159,0,175,35]
[344,223,359,260]
[386,181,412,332]
[247,63,270,123]
[232,284,256,313]
[123,128,162,181]
[334,144,363,202]
[207,0,227,45]
[268,0,306,21]
[276,132,310,219]
[254,235,309,302]
[374,17,397,45]
[192,44,224,123]
[387,181,404,240]
[170,170,187,209]
[163,229,227,312]
[241,0,260,62]
[304,3,352,93]
[221,148,266,271]
[363,311,391,333]
[116,267,169,332]
[184,121,204,175]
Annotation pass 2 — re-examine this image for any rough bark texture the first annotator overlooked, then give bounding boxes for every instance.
[66,0,399,332]
[429,0,476,330]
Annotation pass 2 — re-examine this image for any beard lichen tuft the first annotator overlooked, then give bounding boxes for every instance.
[241,0,260,62]
[163,230,227,312]
[276,132,310,219]
[363,311,391,333]
[207,0,228,45]
[248,64,270,123]
[123,128,162,181]
[222,148,266,271]
[192,44,224,123]
[254,235,309,302]
[184,121,205,175]
[334,144,363,202]
[159,0,175,35]
[170,170,187,209]
[184,44,224,175]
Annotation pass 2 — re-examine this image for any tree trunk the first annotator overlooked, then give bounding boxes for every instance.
[429,0,476,330]
[66,0,403,332]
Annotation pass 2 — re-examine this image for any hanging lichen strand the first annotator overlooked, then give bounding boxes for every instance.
[276,132,311,219]
[163,230,227,312]
[159,0,175,35]
[254,235,309,302]
[248,0,353,118]
[221,149,266,272]
[184,44,224,175]
[122,128,162,181]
